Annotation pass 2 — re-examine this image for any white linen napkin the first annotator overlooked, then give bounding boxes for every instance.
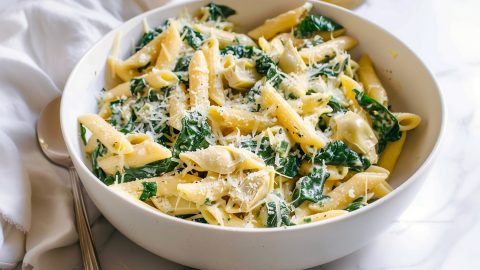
[0,0,175,269]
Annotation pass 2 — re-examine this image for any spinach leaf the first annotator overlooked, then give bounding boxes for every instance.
[172,110,212,156]
[154,123,176,147]
[327,98,347,114]
[252,52,285,88]
[240,137,300,177]
[292,166,330,207]
[265,65,285,88]
[173,55,192,72]
[310,63,340,77]
[310,141,371,172]
[204,3,236,21]
[109,110,213,183]
[135,27,163,52]
[121,158,177,182]
[294,14,343,38]
[220,45,282,89]
[136,61,151,73]
[354,89,401,153]
[193,217,208,223]
[182,26,204,49]
[265,195,295,227]
[139,182,157,201]
[220,45,257,58]
[254,54,276,76]
[176,214,206,223]
[91,142,109,184]
[119,115,136,134]
[344,197,365,212]
[310,57,349,78]
[299,35,324,49]
[79,123,87,145]
[130,77,147,95]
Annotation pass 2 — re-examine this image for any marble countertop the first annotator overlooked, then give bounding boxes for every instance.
[88,1,480,269]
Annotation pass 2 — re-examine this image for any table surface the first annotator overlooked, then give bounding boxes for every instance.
[90,0,480,269]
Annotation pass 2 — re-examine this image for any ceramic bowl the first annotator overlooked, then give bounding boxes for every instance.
[61,0,444,269]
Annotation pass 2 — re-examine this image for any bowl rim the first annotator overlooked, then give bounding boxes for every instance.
[61,0,446,233]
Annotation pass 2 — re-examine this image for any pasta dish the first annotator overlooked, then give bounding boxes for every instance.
[78,2,421,228]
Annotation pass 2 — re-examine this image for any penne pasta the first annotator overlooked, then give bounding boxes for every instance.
[188,50,210,109]
[81,2,422,228]
[248,3,312,39]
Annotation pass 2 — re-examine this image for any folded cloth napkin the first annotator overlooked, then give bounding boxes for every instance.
[0,0,176,269]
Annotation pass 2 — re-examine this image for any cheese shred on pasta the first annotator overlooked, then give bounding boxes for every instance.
[78,3,421,228]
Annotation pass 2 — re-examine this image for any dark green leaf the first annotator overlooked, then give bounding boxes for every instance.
[193,217,208,223]
[294,14,343,38]
[354,89,401,153]
[121,158,177,182]
[254,54,276,75]
[220,45,257,58]
[310,141,371,172]
[205,3,236,21]
[240,137,300,177]
[119,116,135,134]
[79,123,87,145]
[111,111,212,183]
[299,35,324,49]
[139,182,157,201]
[173,110,212,156]
[135,27,163,52]
[182,26,205,49]
[91,142,108,184]
[130,77,147,95]
[292,166,330,207]
[173,55,192,72]
[265,195,294,227]
[136,61,151,73]
[266,65,285,88]
[327,98,347,114]
[344,197,365,212]
[287,93,299,100]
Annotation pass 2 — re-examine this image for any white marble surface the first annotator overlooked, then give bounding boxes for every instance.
[53,0,480,269]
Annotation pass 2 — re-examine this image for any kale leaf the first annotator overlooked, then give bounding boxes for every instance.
[344,197,365,212]
[182,26,205,49]
[240,137,300,177]
[310,141,371,172]
[292,166,330,207]
[354,89,401,153]
[204,3,236,21]
[294,14,343,38]
[265,195,295,227]
[139,182,157,201]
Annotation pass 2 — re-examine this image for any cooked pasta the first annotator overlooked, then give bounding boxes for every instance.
[79,3,421,228]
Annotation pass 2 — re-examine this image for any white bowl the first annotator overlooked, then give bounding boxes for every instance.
[60,0,444,269]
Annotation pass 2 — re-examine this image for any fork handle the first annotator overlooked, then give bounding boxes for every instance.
[69,167,102,270]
